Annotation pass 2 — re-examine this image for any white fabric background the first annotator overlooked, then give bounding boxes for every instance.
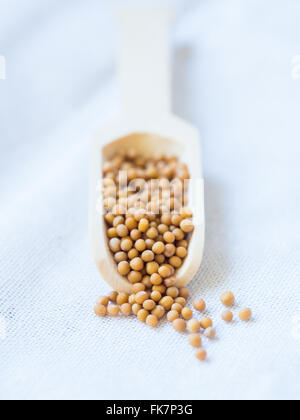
[0,0,300,400]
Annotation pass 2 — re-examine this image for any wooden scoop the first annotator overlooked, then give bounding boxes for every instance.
[89,6,205,293]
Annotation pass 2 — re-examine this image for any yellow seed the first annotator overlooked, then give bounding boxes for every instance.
[118,261,130,276]
[220,292,235,307]
[157,224,168,234]
[155,254,165,264]
[135,291,148,305]
[137,309,149,323]
[173,228,185,241]
[143,299,156,311]
[127,248,139,260]
[182,307,193,320]
[151,291,162,302]
[108,291,118,302]
[142,275,152,289]
[175,297,186,306]
[107,304,119,316]
[116,293,129,305]
[164,244,176,258]
[152,285,166,294]
[114,251,128,263]
[146,262,159,275]
[128,294,136,305]
[195,348,207,361]
[187,319,200,333]
[179,288,190,300]
[158,265,172,279]
[150,273,163,286]
[200,317,213,329]
[180,207,193,218]
[141,250,155,262]
[128,271,142,284]
[159,296,174,310]
[109,238,121,253]
[132,303,142,315]
[169,256,182,268]
[180,219,194,233]
[189,334,202,348]
[193,299,206,312]
[222,310,233,323]
[107,227,118,238]
[152,241,165,255]
[167,310,179,322]
[164,277,176,288]
[166,287,179,299]
[130,229,142,241]
[171,214,182,226]
[130,257,144,272]
[146,227,158,239]
[145,239,155,250]
[172,318,186,332]
[161,214,172,225]
[96,296,109,306]
[135,239,146,252]
[113,216,125,227]
[171,303,183,314]
[152,305,165,319]
[163,231,176,243]
[120,303,132,316]
[121,238,133,252]
[204,327,216,339]
[138,218,149,232]
[239,308,252,322]
[125,217,138,230]
[116,224,129,238]
[176,247,187,258]
[132,283,145,294]
[94,304,107,317]
[146,314,158,328]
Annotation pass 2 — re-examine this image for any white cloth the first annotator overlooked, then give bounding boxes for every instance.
[0,0,300,400]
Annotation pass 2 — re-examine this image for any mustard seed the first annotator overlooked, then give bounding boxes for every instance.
[145,239,155,250]
[128,271,142,284]
[152,305,165,319]
[108,291,118,302]
[109,238,121,253]
[189,334,202,348]
[130,229,141,241]
[138,218,149,232]
[204,327,216,340]
[166,287,179,299]
[176,247,187,259]
[135,239,146,252]
[179,288,190,300]
[118,261,130,276]
[146,314,158,328]
[96,296,109,306]
[220,292,235,307]
[187,319,200,333]
[152,241,165,255]
[200,317,213,329]
[239,308,252,322]
[121,238,133,252]
[163,232,176,244]
[142,275,152,289]
[94,304,107,317]
[113,216,125,227]
[172,318,186,332]
[159,296,174,310]
[141,250,155,262]
[182,307,193,320]
[171,303,183,313]
[116,293,129,305]
[167,310,179,322]
[164,244,176,258]
[150,273,163,286]
[125,217,138,230]
[107,304,119,316]
[196,348,207,361]
[135,291,148,305]
[120,303,132,316]
[175,297,186,306]
[107,227,118,239]
[132,303,142,315]
[130,257,144,272]
[128,294,136,305]
[193,298,206,312]
[132,283,145,294]
[158,265,172,279]
[164,277,176,288]
[143,299,156,311]
[222,310,233,323]
[161,214,172,225]
[180,219,194,233]
[116,224,129,238]
[158,224,168,234]
[128,248,139,260]
[137,309,149,323]
[114,251,128,263]
[173,228,185,241]
[152,285,166,294]
[169,256,183,268]
[146,262,159,275]
[155,254,165,264]
[151,291,162,302]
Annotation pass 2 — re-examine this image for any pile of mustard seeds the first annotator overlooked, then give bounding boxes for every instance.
[95,149,252,360]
